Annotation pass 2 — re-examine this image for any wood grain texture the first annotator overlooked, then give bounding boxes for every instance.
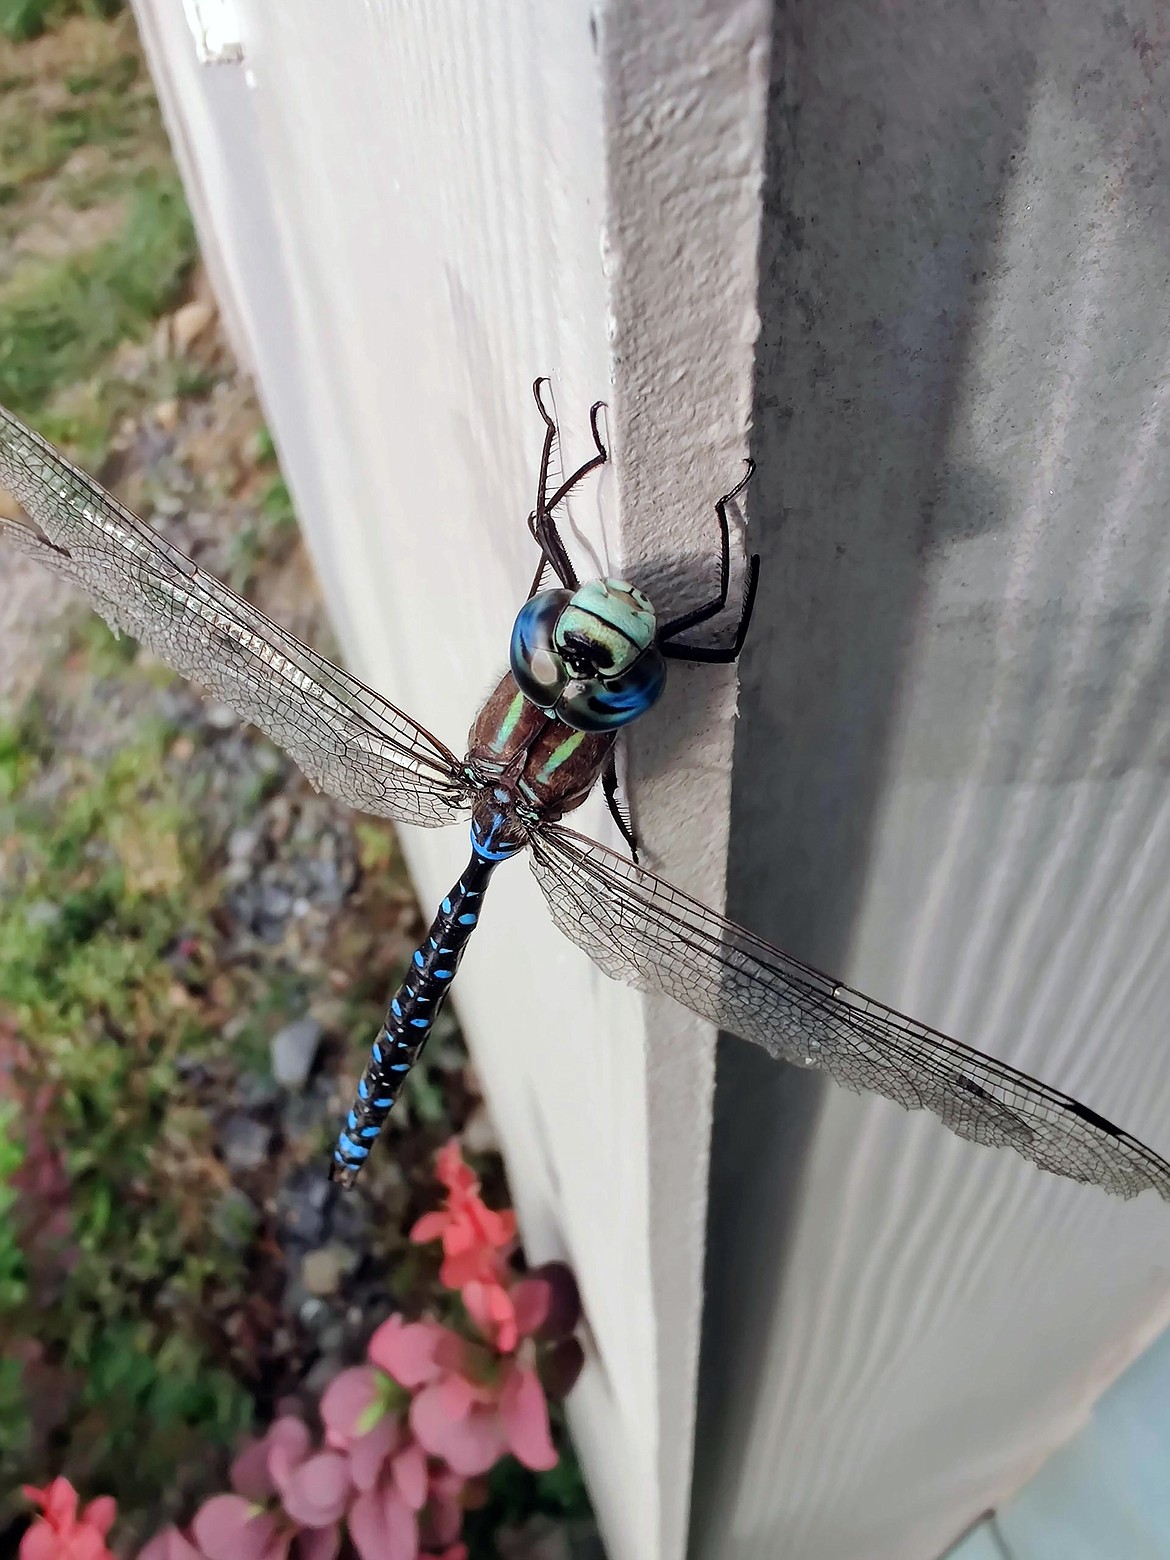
[130,4,769,1558]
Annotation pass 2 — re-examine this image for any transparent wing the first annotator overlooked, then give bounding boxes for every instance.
[0,403,470,829]
[531,824,1170,1201]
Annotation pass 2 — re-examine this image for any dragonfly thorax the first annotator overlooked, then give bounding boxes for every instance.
[509,579,666,732]
[464,669,618,857]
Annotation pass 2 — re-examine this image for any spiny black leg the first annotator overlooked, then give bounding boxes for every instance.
[543,398,607,514]
[527,382,609,596]
[603,754,639,862]
[658,460,759,663]
[530,378,579,590]
[661,551,760,663]
[527,548,555,599]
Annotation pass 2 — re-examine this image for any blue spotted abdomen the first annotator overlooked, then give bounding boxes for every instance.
[329,849,497,1185]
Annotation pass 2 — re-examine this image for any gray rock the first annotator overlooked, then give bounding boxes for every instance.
[301,1242,360,1298]
[219,1112,272,1173]
[271,1016,323,1089]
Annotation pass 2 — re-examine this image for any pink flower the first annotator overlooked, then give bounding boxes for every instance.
[347,1437,474,1560]
[410,1139,516,1290]
[20,1479,116,1560]
[410,1359,556,1476]
[367,1315,464,1391]
[137,1529,209,1560]
[462,1272,552,1354]
[192,1497,339,1560]
[190,1419,348,1560]
[361,1306,558,1476]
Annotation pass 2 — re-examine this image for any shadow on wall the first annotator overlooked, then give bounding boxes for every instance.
[691,0,1040,1548]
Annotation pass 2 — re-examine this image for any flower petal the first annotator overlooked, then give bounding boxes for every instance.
[192,1496,284,1560]
[368,1316,446,1387]
[510,1277,552,1339]
[276,1450,352,1528]
[411,1389,507,1477]
[463,1280,518,1352]
[66,1530,113,1560]
[265,1418,313,1490]
[347,1411,401,1493]
[409,1211,449,1244]
[136,1528,208,1560]
[435,1139,477,1195]
[231,1440,277,1502]
[19,1523,60,1560]
[390,1440,428,1510]
[47,1477,81,1530]
[80,1496,116,1539]
[321,1366,389,1447]
[348,1489,418,1560]
[500,1367,557,1471]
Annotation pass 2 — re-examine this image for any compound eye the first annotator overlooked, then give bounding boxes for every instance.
[510,589,573,708]
[555,646,667,732]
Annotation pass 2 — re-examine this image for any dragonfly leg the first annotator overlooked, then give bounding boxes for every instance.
[526,380,608,596]
[603,754,639,862]
[658,461,760,663]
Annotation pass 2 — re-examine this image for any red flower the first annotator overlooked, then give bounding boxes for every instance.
[410,1139,516,1290]
[20,1479,116,1560]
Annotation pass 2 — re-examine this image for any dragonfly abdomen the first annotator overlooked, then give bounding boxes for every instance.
[329,849,498,1186]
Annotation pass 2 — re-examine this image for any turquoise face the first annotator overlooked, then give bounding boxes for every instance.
[510,579,667,732]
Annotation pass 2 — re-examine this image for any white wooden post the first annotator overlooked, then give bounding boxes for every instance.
[131,3,1170,1557]
[131,5,768,1558]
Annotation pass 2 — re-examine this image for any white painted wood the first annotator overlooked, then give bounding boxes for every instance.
[130,4,769,1558]
[180,0,244,65]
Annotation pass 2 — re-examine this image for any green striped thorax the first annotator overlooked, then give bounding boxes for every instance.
[509,579,667,732]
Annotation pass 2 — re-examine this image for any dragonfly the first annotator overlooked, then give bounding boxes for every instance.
[2,383,1168,1203]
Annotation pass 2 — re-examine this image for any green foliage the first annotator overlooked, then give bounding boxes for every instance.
[0,0,122,43]
[0,170,195,416]
[0,1104,29,1311]
[0,693,254,1502]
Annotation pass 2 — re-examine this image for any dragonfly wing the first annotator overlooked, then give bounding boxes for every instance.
[0,404,470,829]
[530,824,1170,1201]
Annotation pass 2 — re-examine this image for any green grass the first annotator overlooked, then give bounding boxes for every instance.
[0,0,122,43]
[0,169,195,417]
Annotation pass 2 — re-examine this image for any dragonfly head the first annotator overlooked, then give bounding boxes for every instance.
[509,579,666,732]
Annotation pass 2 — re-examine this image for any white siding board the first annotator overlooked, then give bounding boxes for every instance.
[130,5,769,1559]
